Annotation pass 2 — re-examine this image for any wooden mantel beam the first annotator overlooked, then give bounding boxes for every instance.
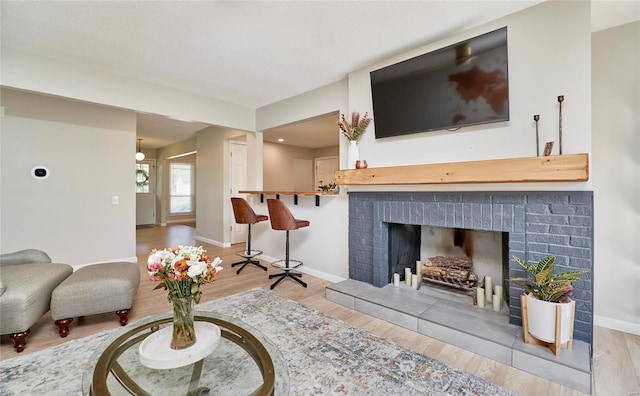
[334,153,589,185]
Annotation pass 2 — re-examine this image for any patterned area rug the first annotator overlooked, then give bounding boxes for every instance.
[0,288,517,395]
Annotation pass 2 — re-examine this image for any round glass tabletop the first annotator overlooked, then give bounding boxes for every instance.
[82,311,289,396]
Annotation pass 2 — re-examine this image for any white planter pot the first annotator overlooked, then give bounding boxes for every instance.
[347,140,359,169]
[525,293,573,344]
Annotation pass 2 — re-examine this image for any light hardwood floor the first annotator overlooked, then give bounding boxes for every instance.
[1,223,638,395]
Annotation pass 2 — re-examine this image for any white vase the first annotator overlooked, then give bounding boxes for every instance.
[348,140,359,169]
[525,293,574,344]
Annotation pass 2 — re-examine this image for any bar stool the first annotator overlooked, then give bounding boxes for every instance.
[230,197,269,274]
[266,198,309,289]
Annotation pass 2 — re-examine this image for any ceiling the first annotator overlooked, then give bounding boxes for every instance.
[2,1,638,150]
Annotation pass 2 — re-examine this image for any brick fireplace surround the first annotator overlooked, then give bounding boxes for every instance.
[326,191,594,393]
[347,191,594,343]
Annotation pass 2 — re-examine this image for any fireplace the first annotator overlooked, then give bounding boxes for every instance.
[389,224,508,308]
[348,191,594,344]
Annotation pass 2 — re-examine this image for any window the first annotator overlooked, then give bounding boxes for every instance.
[136,163,150,193]
[170,162,194,214]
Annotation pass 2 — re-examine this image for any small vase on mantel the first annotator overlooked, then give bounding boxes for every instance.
[170,296,196,349]
[348,140,360,169]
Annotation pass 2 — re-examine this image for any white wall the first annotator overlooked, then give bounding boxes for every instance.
[592,21,640,334]
[194,126,257,246]
[0,89,136,265]
[348,0,592,193]
[250,195,347,281]
[263,142,315,190]
[254,80,349,281]
[256,80,348,131]
[1,47,255,132]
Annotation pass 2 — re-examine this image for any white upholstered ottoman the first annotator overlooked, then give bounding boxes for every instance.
[51,262,140,337]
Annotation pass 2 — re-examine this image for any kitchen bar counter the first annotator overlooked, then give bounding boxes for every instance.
[239,190,338,206]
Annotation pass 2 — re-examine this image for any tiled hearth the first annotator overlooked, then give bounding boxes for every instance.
[326,279,592,394]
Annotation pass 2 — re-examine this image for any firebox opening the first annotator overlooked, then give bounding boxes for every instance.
[387,223,510,312]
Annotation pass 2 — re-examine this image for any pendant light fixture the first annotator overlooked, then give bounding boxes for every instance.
[136,138,145,161]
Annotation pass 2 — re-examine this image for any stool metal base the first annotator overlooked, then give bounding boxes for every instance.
[232,249,267,274]
[269,259,307,289]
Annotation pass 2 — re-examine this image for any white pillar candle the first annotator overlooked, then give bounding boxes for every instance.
[416,260,422,278]
[494,285,503,299]
[476,287,485,308]
[485,276,493,303]
[393,273,400,286]
[493,294,503,311]
[405,268,412,286]
[412,274,419,289]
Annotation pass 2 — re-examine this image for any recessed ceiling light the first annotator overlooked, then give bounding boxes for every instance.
[277,138,284,142]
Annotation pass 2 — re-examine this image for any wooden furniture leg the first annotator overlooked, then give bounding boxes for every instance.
[55,318,73,338]
[116,309,130,326]
[9,329,31,352]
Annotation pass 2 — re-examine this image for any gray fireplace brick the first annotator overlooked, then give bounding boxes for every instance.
[569,194,592,205]
[424,204,437,225]
[527,194,569,204]
[527,214,569,225]
[526,223,550,233]
[548,245,591,259]
[510,232,525,242]
[492,204,503,230]
[492,194,527,204]
[549,225,591,237]
[526,242,549,253]
[509,243,525,253]
[471,204,482,229]
[570,257,592,270]
[462,194,493,203]
[528,233,570,245]
[454,203,463,228]
[436,203,446,226]
[502,205,514,231]
[526,204,551,214]
[481,204,492,229]
[409,203,421,224]
[438,193,462,203]
[569,216,592,227]
[570,236,592,248]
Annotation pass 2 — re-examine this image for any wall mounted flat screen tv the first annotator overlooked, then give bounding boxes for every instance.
[370,27,509,139]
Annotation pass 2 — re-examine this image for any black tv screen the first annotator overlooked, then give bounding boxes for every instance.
[370,27,509,139]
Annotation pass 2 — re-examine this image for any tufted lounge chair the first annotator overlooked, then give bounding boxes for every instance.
[0,249,73,352]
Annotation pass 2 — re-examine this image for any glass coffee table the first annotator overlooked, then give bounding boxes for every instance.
[83,311,289,396]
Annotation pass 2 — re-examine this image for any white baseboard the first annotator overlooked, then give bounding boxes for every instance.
[166,218,196,224]
[195,235,231,248]
[594,314,640,336]
[256,254,347,284]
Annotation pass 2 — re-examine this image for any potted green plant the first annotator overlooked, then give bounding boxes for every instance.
[511,255,587,346]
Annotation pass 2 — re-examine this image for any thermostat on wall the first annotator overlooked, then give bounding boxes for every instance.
[31,166,50,179]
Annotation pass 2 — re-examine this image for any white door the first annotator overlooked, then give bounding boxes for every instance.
[136,160,156,225]
[315,156,338,189]
[230,142,248,244]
